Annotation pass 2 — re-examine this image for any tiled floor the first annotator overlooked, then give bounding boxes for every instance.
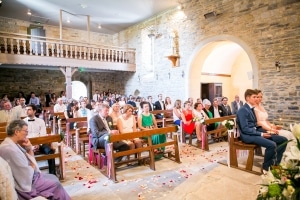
[60,140,262,200]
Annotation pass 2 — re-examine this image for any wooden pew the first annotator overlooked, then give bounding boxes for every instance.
[150,110,174,128]
[106,126,180,182]
[65,117,87,149]
[29,135,65,179]
[225,131,262,175]
[53,112,66,134]
[202,115,236,151]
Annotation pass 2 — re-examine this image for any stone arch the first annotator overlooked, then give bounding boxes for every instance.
[185,34,258,101]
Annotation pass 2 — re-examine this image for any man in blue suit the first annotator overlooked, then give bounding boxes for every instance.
[236,89,287,173]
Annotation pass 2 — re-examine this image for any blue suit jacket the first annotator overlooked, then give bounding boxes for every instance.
[236,103,265,143]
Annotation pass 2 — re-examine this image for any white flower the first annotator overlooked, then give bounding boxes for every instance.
[222,120,226,126]
[282,185,295,199]
[291,123,300,139]
[259,186,268,197]
[229,121,235,126]
[261,170,280,185]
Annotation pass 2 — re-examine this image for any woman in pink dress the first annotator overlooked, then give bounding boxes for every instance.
[181,101,195,135]
[254,90,295,150]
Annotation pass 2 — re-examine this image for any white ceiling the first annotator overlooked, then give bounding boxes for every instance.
[0,0,179,34]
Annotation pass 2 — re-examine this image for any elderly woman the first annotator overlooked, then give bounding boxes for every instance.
[0,120,70,200]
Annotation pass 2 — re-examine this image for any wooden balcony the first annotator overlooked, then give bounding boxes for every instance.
[0,32,136,72]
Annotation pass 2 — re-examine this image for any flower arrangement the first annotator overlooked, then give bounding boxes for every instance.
[257,123,300,200]
[222,119,235,130]
[193,117,205,124]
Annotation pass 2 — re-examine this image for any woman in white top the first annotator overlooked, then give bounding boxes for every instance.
[165,96,173,110]
[193,102,209,142]
[173,99,182,126]
[254,90,295,150]
[109,103,121,128]
[117,104,142,162]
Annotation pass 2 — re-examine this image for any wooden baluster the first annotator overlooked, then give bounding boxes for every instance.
[51,43,55,57]
[100,48,103,61]
[79,47,82,59]
[46,43,49,56]
[96,48,99,61]
[40,41,44,56]
[17,40,20,54]
[108,49,111,61]
[60,44,63,58]
[121,51,124,63]
[23,40,27,55]
[83,47,86,60]
[92,48,95,60]
[75,46,77,58]
[29,40,32,55]
[87,47,90,60]
[4,38,7,53]
[10,39,14,54]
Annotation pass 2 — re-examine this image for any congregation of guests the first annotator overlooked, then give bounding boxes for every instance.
[0,88,296,199]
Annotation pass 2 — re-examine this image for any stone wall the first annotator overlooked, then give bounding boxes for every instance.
[0,68,126,103]
[116,0,300,124]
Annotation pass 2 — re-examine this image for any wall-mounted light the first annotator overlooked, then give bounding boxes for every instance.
[182,70,185,78]
[275,61,281,72]
[98,24,102,29]
[27,10,32,15]
[177,4,183,10]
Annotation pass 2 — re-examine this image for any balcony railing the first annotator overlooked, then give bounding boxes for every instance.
[0,31,136,71]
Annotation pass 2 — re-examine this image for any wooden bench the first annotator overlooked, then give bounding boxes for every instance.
[65,117,87,149]
[150,110,174,128]
[53,112,66,134]
[202,115,236,151]
[29,135,65,179]
[106,126,180,182]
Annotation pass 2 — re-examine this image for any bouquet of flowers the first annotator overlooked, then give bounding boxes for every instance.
[193,116,205,124]
[222,119,235,130]
[257,123,300,200]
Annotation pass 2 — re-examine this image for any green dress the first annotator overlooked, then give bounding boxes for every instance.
[141,113,166,159]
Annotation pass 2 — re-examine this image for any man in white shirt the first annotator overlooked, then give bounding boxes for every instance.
[53,98,66,113]
[0,100,23,123]
[24,104,56,175]
[92,90,100,102]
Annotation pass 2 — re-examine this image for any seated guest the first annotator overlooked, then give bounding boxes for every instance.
[181,101,195,136]
[193,102,209,143]
[78,100,90,117]
[109,103,121,128]
[117,104,142,162]
[165,96,173,110]
[89,103,129,162]
[202,99,215,132]
[138,101,166,158]
[220,97,232,116]
[237,89,287,173]
[0,100,23,123]
[28,92,40,109]
[127,96,136,108]
[209,98,225,140]
[154,94,165,110]
[24,104,56,175]
[53,98,66,113]
[254,89,295,149]
[64,102,77,129]
[231,95,243,115]
[173,99,182,126]
[0,120,71,200]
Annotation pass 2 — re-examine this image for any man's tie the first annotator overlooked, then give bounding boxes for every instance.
[102,117,110,131]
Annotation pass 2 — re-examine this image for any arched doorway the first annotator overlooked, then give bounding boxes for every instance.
[72,81,87,100]
[186,35,258,102]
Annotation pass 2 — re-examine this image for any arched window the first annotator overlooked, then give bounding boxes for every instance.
[71,81,87,101]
